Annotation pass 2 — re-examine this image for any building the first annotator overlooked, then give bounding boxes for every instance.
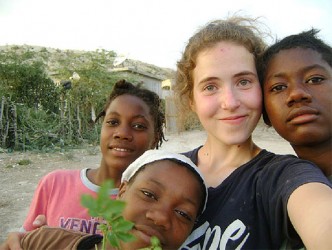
[109,59,179,133]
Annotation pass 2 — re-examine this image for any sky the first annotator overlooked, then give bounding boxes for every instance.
[1,0,331,69]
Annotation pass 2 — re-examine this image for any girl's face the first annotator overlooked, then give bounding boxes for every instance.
[191,41,262,145]
[100,94,157,173]
[263,48,332,146]
[118,160,203,250]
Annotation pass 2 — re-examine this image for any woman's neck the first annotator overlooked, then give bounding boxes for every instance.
[198,137,261,187]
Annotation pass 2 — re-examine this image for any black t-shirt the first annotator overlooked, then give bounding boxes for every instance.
[180,147,332,249]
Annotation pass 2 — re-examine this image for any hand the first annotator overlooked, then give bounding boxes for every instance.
[32,214,47,228]
[0,232,25,250]
[0,214,47,250]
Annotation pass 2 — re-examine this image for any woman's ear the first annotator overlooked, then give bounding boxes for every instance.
[118,181,128,199]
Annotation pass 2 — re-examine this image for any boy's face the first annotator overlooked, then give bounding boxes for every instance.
[118,160,203,249]
[263,48,332,146]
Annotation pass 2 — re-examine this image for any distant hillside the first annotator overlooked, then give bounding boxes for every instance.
[0,44,175,81]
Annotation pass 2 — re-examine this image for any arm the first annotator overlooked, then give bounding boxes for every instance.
[288,182,332,249]
[22,173,54,231]
[0,232,25,250]
[20,226,102,250]
[0,215,47,250]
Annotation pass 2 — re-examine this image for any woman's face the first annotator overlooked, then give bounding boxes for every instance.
[99,94,157,174]
[191,41,262,145]
[118,160,203,249]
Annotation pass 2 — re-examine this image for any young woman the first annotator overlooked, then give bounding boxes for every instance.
[174,16,332,249]
[20,150,208,250]
[258,29,332,181]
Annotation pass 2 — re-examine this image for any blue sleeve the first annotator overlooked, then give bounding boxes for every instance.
[259,155,331,247]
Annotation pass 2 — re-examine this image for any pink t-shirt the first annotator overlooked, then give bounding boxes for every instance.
[22,168,118,234]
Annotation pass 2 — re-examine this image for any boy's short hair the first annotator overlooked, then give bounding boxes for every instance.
[258,29,332,125]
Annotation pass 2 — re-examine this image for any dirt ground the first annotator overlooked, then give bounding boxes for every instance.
[0,125,295,243]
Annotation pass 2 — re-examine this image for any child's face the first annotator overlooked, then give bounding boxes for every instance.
[99,94,157,174]
[118,160,203,249]
[191,41,262,145]
[263,48,332,146]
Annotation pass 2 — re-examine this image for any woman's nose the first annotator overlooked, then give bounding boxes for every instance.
[220,87,240,110]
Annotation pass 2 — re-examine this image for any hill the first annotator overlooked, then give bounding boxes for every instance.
[0,44,175,82]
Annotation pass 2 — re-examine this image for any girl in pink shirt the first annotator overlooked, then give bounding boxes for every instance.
[21,79,166,233]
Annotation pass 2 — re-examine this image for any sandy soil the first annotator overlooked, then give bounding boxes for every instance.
[0,124,295,243]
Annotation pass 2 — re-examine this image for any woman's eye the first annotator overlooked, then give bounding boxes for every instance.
[141,190,157,200]
[175,209,193,222]
[203,84,217,92]
[307,76,324,84]
[238,79,250,87]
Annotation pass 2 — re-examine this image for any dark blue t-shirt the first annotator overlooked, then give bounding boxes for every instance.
[180,147,332,249]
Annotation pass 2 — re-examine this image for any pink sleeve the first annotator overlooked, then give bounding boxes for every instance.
[21,169,115,234]
[22,173,53,231]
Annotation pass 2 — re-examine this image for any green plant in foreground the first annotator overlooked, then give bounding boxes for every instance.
[81,181,163,249]
[81,180,135,249]
[139,236,162,250]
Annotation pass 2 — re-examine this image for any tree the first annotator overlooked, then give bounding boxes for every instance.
[0,48,60,113]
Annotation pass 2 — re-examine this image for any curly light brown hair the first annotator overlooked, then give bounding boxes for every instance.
[174,15,268,124]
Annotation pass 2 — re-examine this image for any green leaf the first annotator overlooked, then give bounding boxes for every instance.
[107,200,126,214]
[115,231,136,242]
[138,236,162,250]
[80,195,99,217]
[112,219,134,232]
[97,224,108,235]
[80,180,138,249]
[150,236,161,246]
[107,232,120,248]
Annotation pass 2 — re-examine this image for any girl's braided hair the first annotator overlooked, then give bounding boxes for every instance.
[95,79,166,148]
